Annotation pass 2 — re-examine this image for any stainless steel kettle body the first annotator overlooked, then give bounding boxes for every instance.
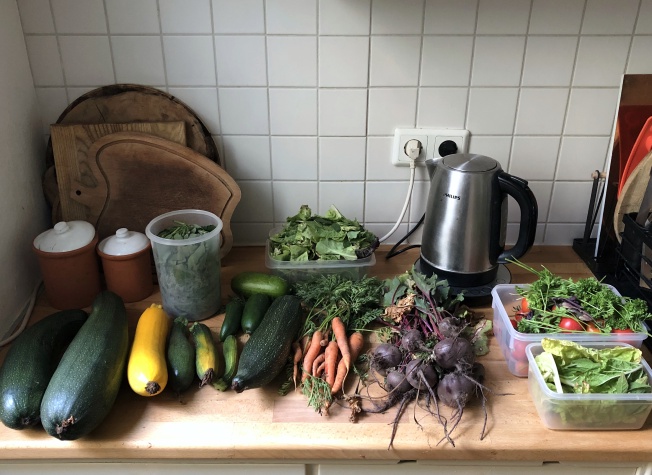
[419,153,538,287]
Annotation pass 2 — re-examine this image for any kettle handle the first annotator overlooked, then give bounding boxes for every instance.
[497,172,538,263]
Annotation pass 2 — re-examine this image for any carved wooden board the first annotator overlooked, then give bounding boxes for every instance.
[70,132,240,257]
[43,84,222,222]
[51,122,187,222]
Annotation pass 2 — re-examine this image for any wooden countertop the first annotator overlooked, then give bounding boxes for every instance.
[0,246,650,463]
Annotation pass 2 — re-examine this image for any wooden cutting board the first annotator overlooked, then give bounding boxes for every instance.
[69,132,240,257]
[51,122,187,222]
[43,84,221,222]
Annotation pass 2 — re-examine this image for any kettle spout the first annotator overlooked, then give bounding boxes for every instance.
[425,157,439,179]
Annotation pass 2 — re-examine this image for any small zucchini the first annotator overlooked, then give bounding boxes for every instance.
[241,293,271,334]
[231,271,289,299]
[219,299,244,341]
[0,309,87,430]
[231,295,302,392]
[212,335,239,391]
[190,322,221,387]
[127,304,171,397]
[167,317,196,394]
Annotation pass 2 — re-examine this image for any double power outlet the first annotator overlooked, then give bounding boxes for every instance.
[392,128,470,166]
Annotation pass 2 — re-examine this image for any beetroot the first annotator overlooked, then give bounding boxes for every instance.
[385,370,412,395]
[433,337,475,371]
[400,329,424,353]
[437,371,475,408]
[371,343,402,376]
[405,358,438,390]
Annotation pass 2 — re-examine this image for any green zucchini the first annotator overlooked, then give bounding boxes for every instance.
[241,294,271,334]
[166,317,196,394]
[212,334,239,391]
[0,309,87,430]
[219,299,244,341]
[230,271,289,299]
[231,295,302,392]
[40,291,129,440]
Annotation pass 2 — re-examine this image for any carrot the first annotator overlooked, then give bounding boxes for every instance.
[312,352,325,377]
[301,330,323,383]
[331,317,351,375]
[314,360,326,378]
[324,340,339,388]
[292,341,302,389]
[331,331,364,396]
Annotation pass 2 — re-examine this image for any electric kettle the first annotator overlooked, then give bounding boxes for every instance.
[420,153,538,288]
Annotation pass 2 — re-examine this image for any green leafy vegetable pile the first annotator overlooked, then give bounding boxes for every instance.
[535,338,651,394]
[269,205,379,262]
[511,260,651,334]
[533,339,652,428]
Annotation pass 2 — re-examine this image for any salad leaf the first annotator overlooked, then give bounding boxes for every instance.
[509,259,651,333]
[535,338,649,394]
[269,205,379,262]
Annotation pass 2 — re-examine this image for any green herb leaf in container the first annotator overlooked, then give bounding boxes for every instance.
[266,205,379,283]
[269,204,379,261]
[145,209,223,321]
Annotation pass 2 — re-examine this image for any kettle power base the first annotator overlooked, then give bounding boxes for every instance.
[414,260,511,306]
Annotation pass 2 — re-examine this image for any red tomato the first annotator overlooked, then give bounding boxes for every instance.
[510,338,529,363]
[513,313,525,323]
[612,328,635,334]
[558,317,584,332]
[510,318,518,330]
[585,322,601,333]
[520,297,530,314]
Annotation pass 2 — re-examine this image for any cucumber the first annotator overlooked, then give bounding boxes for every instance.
[231,295,302,392]
[219,299,244,341]
[241,294,271,334]
[212,335,239,391]
[166,317,196,394]
[190,322,221,386]
[0,309,87,430]
[230,271,289,299]
[40,291,129,440]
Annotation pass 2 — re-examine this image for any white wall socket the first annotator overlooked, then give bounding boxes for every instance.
[392,128,470,166]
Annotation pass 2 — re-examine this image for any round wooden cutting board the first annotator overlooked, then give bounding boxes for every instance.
[42,84,221,223]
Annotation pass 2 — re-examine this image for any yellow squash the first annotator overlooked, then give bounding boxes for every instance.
[127,304,170,396]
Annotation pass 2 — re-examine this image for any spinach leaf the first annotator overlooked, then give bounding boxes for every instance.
[269,205,379,262]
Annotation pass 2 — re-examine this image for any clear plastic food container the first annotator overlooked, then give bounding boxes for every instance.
[492,284,648,377]
[526,341,652,430]
[146,209,222,321]
[265,230,376,284]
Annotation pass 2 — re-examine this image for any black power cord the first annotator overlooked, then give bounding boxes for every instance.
[385,213,425,259]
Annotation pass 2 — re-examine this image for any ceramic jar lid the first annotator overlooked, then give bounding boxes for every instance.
[33,221,96,253]
[98,228,150,256]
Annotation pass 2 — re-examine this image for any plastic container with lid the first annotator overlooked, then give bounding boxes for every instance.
[32,221,101,309]
[97,228,153,303]
[145,209,223,321]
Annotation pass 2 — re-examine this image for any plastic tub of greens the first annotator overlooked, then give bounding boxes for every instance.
[526,340,652,430]
[492,284,649,377]
[146,209,222,321]
[265,205,378,283]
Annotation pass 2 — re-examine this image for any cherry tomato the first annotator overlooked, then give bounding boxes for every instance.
[510,338,529,363]
[585,322,601,333]
[513,313,525,323]
[612,328,635,334]
[510,318,518,330]
[558,317,584,332]
[520,297,530,314]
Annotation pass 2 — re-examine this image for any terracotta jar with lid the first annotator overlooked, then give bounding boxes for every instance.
[97,228,153,303]
[32,221,101,309]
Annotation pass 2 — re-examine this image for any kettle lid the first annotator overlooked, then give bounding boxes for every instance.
[442,153,498,172]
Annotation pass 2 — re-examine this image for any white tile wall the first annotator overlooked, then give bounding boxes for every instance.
[17,0,652,247]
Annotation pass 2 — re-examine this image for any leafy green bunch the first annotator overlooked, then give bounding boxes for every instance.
[269,205,379,262]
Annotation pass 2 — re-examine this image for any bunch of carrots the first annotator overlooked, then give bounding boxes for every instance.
[290,275,384,415]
